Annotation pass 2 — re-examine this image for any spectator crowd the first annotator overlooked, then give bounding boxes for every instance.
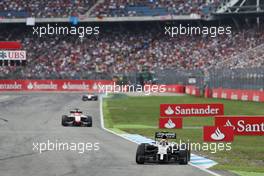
[0,0,223,18]
[0,23,263,79]
[91,0,223,17]
[0,0,96,18]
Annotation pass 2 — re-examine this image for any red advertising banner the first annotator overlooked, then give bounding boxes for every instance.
[160,104,224,117]
[0,80,114,92]
[0,41,22,49]
[143,84,185,93]
[159,118,182,129]
[185,85,200,96]
[203,126,234,142]
[164,84,185,93]
[215,116,264,136]
[0,81,187,94]
[212,88,264,102]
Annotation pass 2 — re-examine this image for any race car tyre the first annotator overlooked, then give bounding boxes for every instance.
[188,147,191,161]
[82,97,88,101]
[61,115,68,126]
[180,143,191,161]
[86,116,92,127]
[179,150,188,165]
[136,143,145,164]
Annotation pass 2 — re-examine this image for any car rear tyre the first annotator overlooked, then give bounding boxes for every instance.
[61,115,68,126]
[179,150,188,165]
[188,148,191,161]
[136,143,145,164]
[86,116,92,127]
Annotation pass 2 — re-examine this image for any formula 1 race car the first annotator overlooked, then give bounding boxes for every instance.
[136,132,190,164]
[82,94,98,101]
[61,108,92,127]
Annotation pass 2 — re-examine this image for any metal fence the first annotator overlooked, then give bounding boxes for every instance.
[1,67,264,91]
[153,68,205,87]
[152,68,264,90]
[208,68,264,90]
[0,69,112,80]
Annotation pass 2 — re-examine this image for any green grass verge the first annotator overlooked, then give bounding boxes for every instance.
[103,94,264,174]
[231,170,264,176]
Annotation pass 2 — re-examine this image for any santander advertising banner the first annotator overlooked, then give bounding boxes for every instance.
[0,80,114,92]
[203,126,234,142]
[159,118,183,129]
[0,81,187,94]
[160,104,224,117]
[185,85,200,96]
[215,116,264,136]
[212,88,264,102]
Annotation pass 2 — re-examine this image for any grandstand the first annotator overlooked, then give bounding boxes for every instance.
[0,0,96,18]
[0,0,263,90]
[0,0,221,18]
[0,0,262,19]
[89,0,223,17]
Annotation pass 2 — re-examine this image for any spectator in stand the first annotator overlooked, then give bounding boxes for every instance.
[90,0,224,17]
[0,0,223,18]
[0,24,263,79]
[0,0,96,18]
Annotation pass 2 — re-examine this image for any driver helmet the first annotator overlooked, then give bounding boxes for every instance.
[160,135,168,145]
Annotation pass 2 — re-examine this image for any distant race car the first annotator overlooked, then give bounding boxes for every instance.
[82,94,98,101]
[136,132,190,164]
[61,108,92,127]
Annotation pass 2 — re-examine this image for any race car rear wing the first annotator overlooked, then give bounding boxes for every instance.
[155,132,176,140]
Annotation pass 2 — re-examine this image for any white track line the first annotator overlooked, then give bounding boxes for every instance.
[99,95,222,176]
[189,163,222,176]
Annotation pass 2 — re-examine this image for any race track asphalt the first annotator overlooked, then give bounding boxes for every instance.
[0,93,214,176]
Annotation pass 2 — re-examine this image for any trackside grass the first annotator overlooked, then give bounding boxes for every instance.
[103,94,264,174]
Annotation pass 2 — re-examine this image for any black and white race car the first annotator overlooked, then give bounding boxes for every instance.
[82,94,98,101]
[136,132,190,164]
[61,108,92,127]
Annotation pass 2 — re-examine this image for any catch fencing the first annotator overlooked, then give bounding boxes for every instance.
[153,68,264,91]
